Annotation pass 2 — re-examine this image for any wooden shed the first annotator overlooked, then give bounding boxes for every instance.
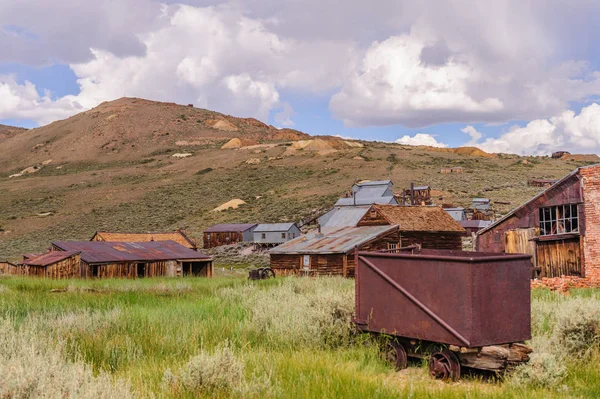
[357,205,465,250]
[269,225,400,277]
[52,240,213,279]
[253,223,301,247]
[91,229,198,250]
[203,224,257,248]
[21,251,82,279]
[0,260,20,275]
[476,165,600,279]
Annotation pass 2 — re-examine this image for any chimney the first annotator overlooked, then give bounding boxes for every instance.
[410,182,415,205]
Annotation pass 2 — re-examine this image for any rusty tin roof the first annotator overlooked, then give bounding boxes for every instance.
[204,224,258,233]
[23,251,80,267]
[52,241,210,264]
[92,230,197,249]
[270,225,398,255]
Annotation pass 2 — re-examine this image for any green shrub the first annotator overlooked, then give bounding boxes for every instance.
[179,344,243,393]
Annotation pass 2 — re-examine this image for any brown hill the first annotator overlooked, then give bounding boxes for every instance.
[0,124,27,140]
[0,97,309,171]
[425,146,494,158]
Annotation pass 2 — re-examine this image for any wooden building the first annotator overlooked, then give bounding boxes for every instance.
[0,260,20,275]
[203,224,257,248]
[21,251,82,279]
[356,205,465,250]
[476,165,600,279]
[252,223,301,247]
[52,240,213,278]
[269,225,400,277]
[334,180,398,206]
[459,220,492,236]
[444,207,467,221]
[91,230,198,250]
[401,184,432,205]
[472,198,491,210]
[528,179,558,188]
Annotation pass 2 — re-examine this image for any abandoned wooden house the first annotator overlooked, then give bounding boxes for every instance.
[444,207,467,221]
[21,251,82,279]
[451,167,465,173]
[252,223,301,247]
[476,164,600,279]
[269,225,400,277]
[401,184,432,205]
[472,198,491,210]
[203,224,257,248]
[52,240,213,278]
[334,180,398,206]
[459,220,492,236]
[91,229,198,250]
[356,204,465,250]
[0,260,19,275]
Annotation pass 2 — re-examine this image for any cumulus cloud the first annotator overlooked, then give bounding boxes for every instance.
[461,125,483,146]
[396,133,447,148]
[474,103,600,155]
[1,0,600,136]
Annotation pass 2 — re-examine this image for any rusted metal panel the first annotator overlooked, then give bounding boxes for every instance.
[355,250,531,348]
[23,250,80,267]
[52,240,211,264]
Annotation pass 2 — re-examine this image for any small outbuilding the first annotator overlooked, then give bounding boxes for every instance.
[459,220,492,236]
[52,240,213,278]
[444,207,467,221]
[91,230,198,250]
[22,251,82,279]
[252,223,301,247]
[269,225,400,277]
[203,224,257,248]
[334,180,398,206]
[472,198,491,210]
[357,205,465,250]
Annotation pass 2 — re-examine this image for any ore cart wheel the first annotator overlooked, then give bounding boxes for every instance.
[261,268,276,279]
[383,341,408,371]
[429,350,461,381]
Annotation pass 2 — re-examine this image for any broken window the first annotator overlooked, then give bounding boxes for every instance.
[262,233,266,239]
[539,204,579,236]
[281,233,286,239]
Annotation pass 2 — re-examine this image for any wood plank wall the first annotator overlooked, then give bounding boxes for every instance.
[537,238,582,277]
[203,232,244,248]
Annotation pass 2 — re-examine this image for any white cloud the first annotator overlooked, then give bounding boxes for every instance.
[461,125,483,146]
[274,102,295,128]
[396,133,447,148]
[473,103,600,155]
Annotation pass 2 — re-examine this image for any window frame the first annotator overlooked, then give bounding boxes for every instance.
[539,204,579,236]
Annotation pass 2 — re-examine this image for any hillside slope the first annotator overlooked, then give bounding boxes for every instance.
[0,98,594,260]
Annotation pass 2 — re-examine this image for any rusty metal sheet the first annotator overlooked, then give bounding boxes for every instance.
[355,249,531,348]
[23,250,80,267]
[270,225,398,255]
[53,241,211,264]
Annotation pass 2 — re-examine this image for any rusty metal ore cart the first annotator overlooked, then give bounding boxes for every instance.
[355,249,533,381]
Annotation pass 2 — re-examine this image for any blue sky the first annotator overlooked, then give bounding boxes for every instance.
[1,0,600,154]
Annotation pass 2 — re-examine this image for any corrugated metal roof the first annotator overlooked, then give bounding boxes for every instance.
[335,196,397,206]
[270,225,398,255]
[52,241,210,264]
[93,230,196,249]
[412,185,430,190]
[354,180,392,187]
[355,185,389,198]
[444,207,466,211]
[460,220,492,229]
[374,205,466,233]
[253,223,297,232]
[472,198,490,202]
[23,251,80,267]
[320,206,370,229]
[204,224,257,233]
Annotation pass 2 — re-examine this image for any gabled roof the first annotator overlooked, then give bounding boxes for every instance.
[370,205,465,233]
[52,241,210,264]
[23,251,80,267]
[92,230,197,249]
[204,224,257,233]
[254,223,297,232]
[476,166,587,237]
[321,206,370,229]
[270,225,398,255]
[335,196,397,206]
[354,180,392,187]
[460,220,492,229]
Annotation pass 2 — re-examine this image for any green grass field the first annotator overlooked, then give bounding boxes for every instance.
[1,276,599,398]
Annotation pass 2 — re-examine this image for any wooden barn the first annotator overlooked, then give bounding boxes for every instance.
[203,224,257,248]
[356,205,465,250]
[476,165,600,279]
[52,240,213,278]
[269,225,400,277]
[21,251,82,279]
[0,260,20,275]
[91,229,198,250]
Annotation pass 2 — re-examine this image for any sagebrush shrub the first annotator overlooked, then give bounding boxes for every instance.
[180,344,243,393]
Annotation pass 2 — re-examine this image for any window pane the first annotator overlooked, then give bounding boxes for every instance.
[572,218,579,232]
